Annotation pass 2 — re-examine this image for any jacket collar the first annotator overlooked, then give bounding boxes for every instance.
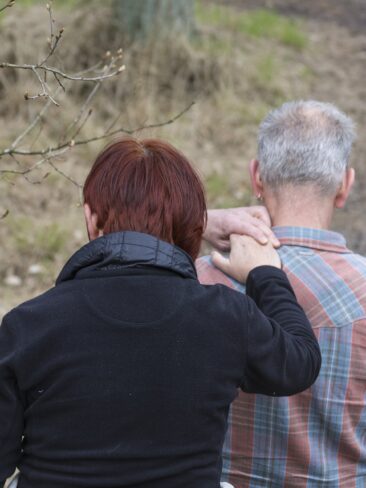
[56,231,197,284]
[273,226,351,253]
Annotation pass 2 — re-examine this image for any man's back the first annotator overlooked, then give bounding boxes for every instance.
[197,226,366,487]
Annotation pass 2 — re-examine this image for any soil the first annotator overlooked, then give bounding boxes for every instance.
[221,0,366,35]
[1,1,366,315]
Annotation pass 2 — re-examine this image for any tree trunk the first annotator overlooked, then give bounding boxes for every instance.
[114,0,195,41]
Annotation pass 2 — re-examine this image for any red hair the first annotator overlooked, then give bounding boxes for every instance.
[83,138,206,260]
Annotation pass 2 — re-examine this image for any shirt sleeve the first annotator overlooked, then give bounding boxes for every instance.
[241,265,322,396]
[0,314,23,487]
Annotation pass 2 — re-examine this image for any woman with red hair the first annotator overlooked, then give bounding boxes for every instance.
[0,138,320,488]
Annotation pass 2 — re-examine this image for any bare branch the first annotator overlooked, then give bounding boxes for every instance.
[0,101,195,158]
[22,172,49,185]
[0,0,15,14]
[0,147,71,175]
[0,62,126,83]
[0,2,123,106]
[38,2,59,66]
[47,160,82,189]
[8,89,62,151]
[62,81,100,141]
[0,2,192,194]
[25,66,59,106]
[29,118,45,150]
[69,108,93,142]
[53,71,66,92]
[0,209,9,219]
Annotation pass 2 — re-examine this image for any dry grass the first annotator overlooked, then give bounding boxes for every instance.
[1,0,366,316]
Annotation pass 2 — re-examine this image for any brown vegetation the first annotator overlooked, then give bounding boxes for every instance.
[1,0,366,316]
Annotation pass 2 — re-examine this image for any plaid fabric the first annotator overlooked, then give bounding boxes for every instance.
[196,226,366,487]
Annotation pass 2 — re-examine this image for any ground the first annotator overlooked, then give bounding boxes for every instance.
[1,0,366,316]
[212,0,366,251]
[226,0,366,35]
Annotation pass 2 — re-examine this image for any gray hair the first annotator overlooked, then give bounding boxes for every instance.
[258,100,356,193]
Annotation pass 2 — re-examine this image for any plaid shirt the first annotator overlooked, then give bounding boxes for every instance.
[196,226,366,487]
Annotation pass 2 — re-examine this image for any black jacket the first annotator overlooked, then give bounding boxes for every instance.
[0,231,321,488]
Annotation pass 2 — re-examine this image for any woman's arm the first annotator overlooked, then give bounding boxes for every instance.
[213,235,321,396]
[0,315,23,487]
[243,265,321,395]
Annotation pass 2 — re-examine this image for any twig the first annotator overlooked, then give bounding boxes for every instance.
[0,209,9,219]
[29,118,45,150]
[70,108,93,142]
[0,101,195,158]
[8,89,61,150]
[0,62,126,83]
[105,110,123,133]
[0,1,123,106]
[9,153,24,168]
[48,160,82,188]
[0,1,192,193]
[22,172,49,185]
[38,2,63,67]
[0,0,14,14]
[62,81,100,141]
[0,147,70,175]
[25,66,59,106]
[53,71,66,91]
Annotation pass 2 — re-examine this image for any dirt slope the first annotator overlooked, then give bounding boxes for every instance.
[212,0,366,253]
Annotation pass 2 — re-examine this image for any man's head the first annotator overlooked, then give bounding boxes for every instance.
[250,100,356,226]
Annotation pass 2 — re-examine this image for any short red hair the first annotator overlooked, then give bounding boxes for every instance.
[83,138,206,260]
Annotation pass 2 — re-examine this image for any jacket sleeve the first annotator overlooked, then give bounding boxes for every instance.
[241,265,321,396]
[0,314,23,487]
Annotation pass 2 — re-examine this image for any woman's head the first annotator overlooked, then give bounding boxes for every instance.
[83,137,206,260]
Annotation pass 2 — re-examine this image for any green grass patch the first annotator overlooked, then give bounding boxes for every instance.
[256,54,278,84]
[205,172,246,208]
[9,217,67,260]
[248,54,285,103]
[193,34,231,55]
[195,2,307,50]
[206,172,229,200]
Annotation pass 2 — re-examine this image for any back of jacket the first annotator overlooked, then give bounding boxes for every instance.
[0,231,321,488]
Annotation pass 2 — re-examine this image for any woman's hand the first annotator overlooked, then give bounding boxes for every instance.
[211,234,281,283]
[204,207,280,251]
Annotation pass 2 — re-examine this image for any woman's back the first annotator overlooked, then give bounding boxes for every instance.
[6,232,247,488]
[2,230,321,488]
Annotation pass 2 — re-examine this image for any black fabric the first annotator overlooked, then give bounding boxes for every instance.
[0,231,321,488]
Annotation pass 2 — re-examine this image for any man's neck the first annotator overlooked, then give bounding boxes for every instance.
[272,213,331,229]
[265,186,335,230]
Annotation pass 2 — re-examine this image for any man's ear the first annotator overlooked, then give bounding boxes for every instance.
[84,203,102,241]
[335,168,355,209]
[249,159,264,198]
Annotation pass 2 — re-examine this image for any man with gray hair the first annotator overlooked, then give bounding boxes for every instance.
[198,100,366,487]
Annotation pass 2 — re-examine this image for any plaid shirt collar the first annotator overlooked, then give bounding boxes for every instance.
[273,226,351,254]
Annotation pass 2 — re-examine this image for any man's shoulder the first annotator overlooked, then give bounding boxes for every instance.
[196,255,246,293]
[345,249,366,269]
[280,243,366,278]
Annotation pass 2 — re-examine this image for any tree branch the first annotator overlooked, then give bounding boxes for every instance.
[0,0,14,14]
[47,160,82,189]
[0,209,9,219]
[38,2,63,67]
[0,101,195,158]
[0,62,126,83]
[0,2,195,193]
